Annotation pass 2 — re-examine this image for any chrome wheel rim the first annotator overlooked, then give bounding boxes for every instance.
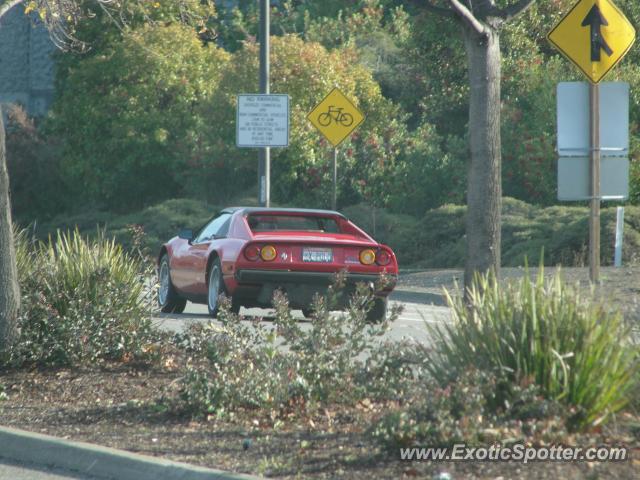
[208,265,220,312]
[159,261,170,305]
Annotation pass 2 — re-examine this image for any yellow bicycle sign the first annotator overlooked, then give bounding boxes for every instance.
[307,88,364,147]
[317,106,354,127]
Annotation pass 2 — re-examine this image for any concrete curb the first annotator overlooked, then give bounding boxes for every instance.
[0,426,263,480]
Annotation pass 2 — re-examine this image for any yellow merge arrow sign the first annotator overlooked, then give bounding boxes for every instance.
[548,0,635,83]
[307,88,365,147]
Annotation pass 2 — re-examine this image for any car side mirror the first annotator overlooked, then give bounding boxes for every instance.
[178,228,194,241]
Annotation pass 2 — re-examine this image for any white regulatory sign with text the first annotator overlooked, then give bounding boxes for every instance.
[236,94,289,148]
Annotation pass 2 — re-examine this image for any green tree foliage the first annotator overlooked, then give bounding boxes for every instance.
[49,24,230,211]
[54,0,218,58]
[6,106,67,218]
[201,34,416,208]
[30,0,640,218]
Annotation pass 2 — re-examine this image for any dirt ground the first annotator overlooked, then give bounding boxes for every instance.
[1,267,639,479]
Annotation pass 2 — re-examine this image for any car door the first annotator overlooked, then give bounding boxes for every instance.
[179,213,232,295]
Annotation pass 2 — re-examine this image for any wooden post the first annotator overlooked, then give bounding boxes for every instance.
[589,82,600,283]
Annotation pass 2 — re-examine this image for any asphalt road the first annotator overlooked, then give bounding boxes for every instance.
[153,289,451,345]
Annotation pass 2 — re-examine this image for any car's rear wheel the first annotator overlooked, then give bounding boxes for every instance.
[301,308,314,319]
[366,297,387,323]
[158,254,187,313]
[207,258,240,317]
[207,258,223,317]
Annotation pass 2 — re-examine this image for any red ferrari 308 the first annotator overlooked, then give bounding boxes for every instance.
[157,207,398,322]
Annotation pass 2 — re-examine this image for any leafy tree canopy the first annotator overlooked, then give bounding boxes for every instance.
[48,23,230,211]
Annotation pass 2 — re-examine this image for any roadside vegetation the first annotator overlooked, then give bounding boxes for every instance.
[3,0,640,477]
[9,228,159,367]
[2,229,639,477]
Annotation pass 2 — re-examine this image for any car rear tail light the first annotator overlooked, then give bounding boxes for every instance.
[244,245,261,261]
[376,249,391,266]
[359,248,376,265]
[260,245,277,262]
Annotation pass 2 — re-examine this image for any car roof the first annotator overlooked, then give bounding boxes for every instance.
[222,207,346,219]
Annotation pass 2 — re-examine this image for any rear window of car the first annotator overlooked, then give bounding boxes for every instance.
[247,215,341,233]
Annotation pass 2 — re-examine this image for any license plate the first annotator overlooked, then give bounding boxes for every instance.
[302,248,333,263]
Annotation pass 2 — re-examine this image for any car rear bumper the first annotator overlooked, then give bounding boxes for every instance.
[236,269,396,286]
[232,269,396,309]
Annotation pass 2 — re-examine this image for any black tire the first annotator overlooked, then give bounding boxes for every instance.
[158,254,187,313]
[207,257,241,317]
[301,308,314,319]
[366,297,387,323]
[207,257,224,318]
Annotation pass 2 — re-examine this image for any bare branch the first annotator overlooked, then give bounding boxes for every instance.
[495,0,536,21]
[446,0,488,37]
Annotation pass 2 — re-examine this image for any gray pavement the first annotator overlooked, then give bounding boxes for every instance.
[153,290,451,346]
[0,460,98,480]
[0,426,261,480]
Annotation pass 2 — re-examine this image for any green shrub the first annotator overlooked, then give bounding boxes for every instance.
[105,199,216,255]
[29,198,215,258]
[175,275,406,416]
[415,198,640,268]
[342,203,422,265]
[425,267,637,430]
[8,229,159,367]
[418,203,467,268]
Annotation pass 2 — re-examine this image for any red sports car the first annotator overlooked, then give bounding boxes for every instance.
[157,207,398,321]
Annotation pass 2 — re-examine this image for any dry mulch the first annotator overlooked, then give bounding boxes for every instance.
[1,267,640,479]
[1,362,639,479]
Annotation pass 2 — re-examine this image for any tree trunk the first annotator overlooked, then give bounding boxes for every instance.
[463,26,502,293]
[0,105,20,350]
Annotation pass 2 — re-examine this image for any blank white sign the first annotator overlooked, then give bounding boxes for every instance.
[558,157,629,201]
[557,82,629,157]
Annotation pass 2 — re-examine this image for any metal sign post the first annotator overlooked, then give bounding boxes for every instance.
[589,83,600,282]
[258,0,270,207]
[332,148,338,210]
[614,206,624,267]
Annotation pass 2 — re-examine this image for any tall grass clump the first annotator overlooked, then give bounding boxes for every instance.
[426,267,637,430]
[8,229,158,367]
